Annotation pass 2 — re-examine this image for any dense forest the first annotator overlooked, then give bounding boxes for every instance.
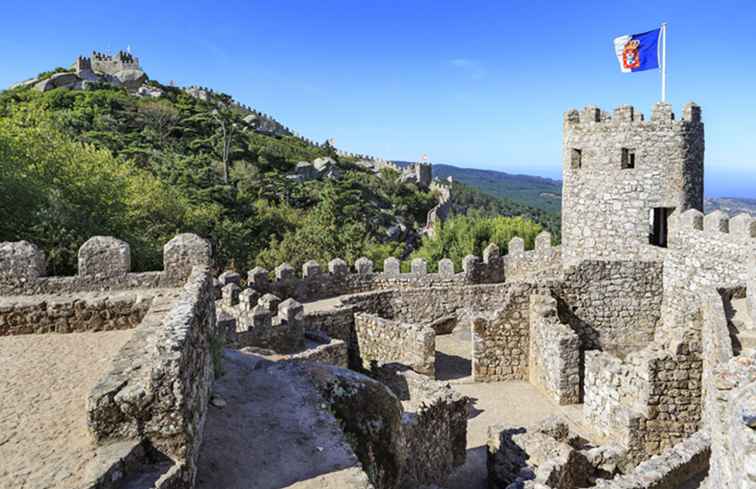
[0,74,559,275]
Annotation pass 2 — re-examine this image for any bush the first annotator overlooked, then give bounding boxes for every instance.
[410,213,542,271]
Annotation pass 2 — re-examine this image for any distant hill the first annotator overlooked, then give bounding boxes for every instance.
[705,197,756,216]
[426,163,562,214]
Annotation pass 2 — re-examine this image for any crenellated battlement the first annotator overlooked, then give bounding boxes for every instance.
[564,102,702,126]
[672,209,756,241]
[0,233,211,295]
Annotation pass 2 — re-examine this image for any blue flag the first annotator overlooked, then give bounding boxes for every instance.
[613,29,661,72]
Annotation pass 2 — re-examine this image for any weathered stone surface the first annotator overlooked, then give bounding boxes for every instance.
[275,262,295,281]
[164,233,212,282]
[329,258,349,275]
[411,258,427,275]
[562,103,704,264]
[354,312,435,376]
[302,260,321,278]
[438,258,454,275]
[384,257,401,275]
[354,257,373,274]
[0,241,46,286]
[78,237,131,279]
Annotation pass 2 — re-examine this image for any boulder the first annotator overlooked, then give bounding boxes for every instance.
[34,72,80,92]
[294,162,318,180]
[114,69,147,90]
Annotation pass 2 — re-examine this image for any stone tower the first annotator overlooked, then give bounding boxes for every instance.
[561,102,704,264]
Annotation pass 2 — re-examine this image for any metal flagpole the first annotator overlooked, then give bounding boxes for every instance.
[661,22,667,102]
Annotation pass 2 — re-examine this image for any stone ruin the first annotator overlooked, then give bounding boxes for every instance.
[1,102,754,489]
[0,233,217,488]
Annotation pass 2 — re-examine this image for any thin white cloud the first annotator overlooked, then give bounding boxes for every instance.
[449,58,486,80]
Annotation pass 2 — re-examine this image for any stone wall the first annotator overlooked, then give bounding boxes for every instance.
[528,294,581,405]
[391,369,469,487]
[241,249,524,306]
[663,209,756,329]
[354,313,435,376]
[389,282,517,325]
[748,255,756,324]
[583,334,704,466]
[555,260,663,353]
[504,234,562,282]
[304,307,355,344]
[584,350,647,451]
[701,285,756,488]
[471,283,534,382]
[0,233,211,296]
[286,335,349,368]
[86,265,218,488]
[0,291,153,335]
[592,431,710,489]
[561,102,704,264]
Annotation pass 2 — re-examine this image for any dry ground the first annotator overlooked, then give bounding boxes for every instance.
[0,330,134,489]
[436,327,605,489]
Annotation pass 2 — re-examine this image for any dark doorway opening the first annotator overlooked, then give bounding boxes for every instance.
[650,207,674,247]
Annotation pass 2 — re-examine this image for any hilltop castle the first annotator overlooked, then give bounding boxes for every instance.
[0,102,753,489]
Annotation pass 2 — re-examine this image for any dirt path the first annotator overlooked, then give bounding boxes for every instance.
[196,350,370,489]
[0,330,134,489]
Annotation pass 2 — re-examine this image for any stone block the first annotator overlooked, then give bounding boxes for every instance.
[508,237,525,256]
[462,255,478,274]
[355,257,373,274]
[384,257,400,275]
[239,288,259,311]
[302,260,321,278]
[613,105,635,122]
[278,298,304,323]
[729,213,756,238]
[328,258,348,274]
[250,305,272,329]
[704,210,729,233]
[259,293,281,313]
[0,241,46,284]
[438,258,454,275]
[78,236,130,278]
[411,258,427,274]
[221,283,241,307]
[248,266,269,288]
[679,209,704,230]
[218,270,241,287]
[564,109,580,124]
[163,233,212,281]
[483,243,500,263]
[581,105,601,123]
[652,102,674,121]
[683,102,701,123]
[275,262,295,280]
[535,232,552,250]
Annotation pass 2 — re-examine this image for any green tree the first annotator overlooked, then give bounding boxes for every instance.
[410,213,543,271]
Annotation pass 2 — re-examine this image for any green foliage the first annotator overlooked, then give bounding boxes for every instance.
[0,107,213,274]
[411,213,543,271]
[0,77,559,274]
[450,181,560,242]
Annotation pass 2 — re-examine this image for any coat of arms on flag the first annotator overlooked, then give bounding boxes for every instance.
[613,28,661,73]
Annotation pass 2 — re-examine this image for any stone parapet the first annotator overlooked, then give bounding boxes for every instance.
[86,266,218,487]
[0,234,212,295]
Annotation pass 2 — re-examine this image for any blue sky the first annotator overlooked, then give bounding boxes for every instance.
[1,1,754,197]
